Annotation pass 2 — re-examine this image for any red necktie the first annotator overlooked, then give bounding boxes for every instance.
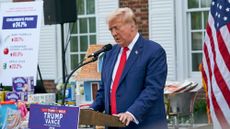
[111,47,129,114]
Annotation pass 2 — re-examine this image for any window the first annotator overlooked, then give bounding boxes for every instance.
[69,0,96,70]
[97,54,104,73]
[187,0,211,72]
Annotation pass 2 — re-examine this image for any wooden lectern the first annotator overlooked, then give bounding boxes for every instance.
[79,109,125,127]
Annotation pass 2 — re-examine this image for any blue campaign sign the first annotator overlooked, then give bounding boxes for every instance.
[29,104,80,129]
[2,15,37,29]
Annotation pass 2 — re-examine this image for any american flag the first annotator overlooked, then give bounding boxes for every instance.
[201,0,230,129]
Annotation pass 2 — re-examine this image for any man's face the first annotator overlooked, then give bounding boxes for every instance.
[108,18,133,47]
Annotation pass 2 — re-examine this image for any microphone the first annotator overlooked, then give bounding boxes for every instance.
[88,44,112,58]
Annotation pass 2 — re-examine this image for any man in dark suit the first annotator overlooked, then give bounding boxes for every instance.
[90,7,168,129]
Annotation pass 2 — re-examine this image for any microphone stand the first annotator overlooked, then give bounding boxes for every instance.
[61,56,98,105]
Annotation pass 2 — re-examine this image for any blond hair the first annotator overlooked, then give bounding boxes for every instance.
[107,7,137,27]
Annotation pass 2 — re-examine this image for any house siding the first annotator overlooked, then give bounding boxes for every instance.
[38,24,58,80]
[3,0,179,83]
[149,0,176,81]
[96,0,119,44]
[0,0,12,2]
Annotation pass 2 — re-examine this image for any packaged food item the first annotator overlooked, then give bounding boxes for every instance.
[2,107,21,129]
[0,91,5,102]
[0,101,17,128]
[19,92,30,101]
[12,76,34,93]
[17,101,28,119]
[28,93,56,105]
[5,91,30,102]
[5,92,20,102]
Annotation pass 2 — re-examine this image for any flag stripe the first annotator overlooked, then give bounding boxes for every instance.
[201,0,230,128]
[207,16,230,109]
[219,26,230,86]
[202,49,221,129]
[206,21,230,128]
[221,23,230,55]
[212,77,230,123]
[217,30,230,71]
[213,64,230,108]
[204,42,229,129]
[203,43,221,129]
[227,23,230,33]
[205,26,230,118]
[210,85,230,129]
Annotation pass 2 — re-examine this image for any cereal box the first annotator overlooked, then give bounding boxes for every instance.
[5,92,20,101]
[28,93,56,105]
[12,77,34,92]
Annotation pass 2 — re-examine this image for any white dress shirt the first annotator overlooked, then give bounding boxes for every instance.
[111,33,139,89]
[110,32,140,124]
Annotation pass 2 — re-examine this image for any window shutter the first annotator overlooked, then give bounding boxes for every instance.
[149,0,176,80]
[38,24,58,80]
[96,0,118,44]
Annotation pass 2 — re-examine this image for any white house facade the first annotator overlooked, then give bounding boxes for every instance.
[0,0,211,86]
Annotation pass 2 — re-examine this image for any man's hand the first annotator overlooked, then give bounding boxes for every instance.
[114,112,134,126]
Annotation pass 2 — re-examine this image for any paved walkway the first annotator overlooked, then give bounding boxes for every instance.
[168,124,212,129]
[79,124,213,129]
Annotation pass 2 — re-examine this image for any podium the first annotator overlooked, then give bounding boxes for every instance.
[79,109,125,127]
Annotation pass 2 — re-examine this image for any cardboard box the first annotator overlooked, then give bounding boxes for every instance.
[12,76,34,92]
[5,92,20,101]
[28,93,56,104]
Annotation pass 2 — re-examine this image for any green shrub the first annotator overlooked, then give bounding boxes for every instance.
[194,99,208,123]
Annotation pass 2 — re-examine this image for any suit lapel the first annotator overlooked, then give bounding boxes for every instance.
[119,36,144,85]
[107,45,121,88]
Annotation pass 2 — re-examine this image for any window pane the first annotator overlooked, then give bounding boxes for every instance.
[86,0,95,14]
[77,0,84,15]
[80,54,86,61]
[71,54,79,69]
[80,36,88,51]
[192,32,202,50]
[191,12,202,30]
[203,11,209,29]
[70,36,78,52]
[90,35,96,44]
[192,53,202,71]
[79,18,88,33]
[201,0,211,8]
[69,22,78,34]
[69,0,96,71]
[188,0,199,9]
[89,18,96,33]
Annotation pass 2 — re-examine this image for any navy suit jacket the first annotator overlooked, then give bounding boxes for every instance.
[91,35,168,129]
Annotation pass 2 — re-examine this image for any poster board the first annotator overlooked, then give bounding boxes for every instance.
[29,104,80,129]
[0,1,43,86]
